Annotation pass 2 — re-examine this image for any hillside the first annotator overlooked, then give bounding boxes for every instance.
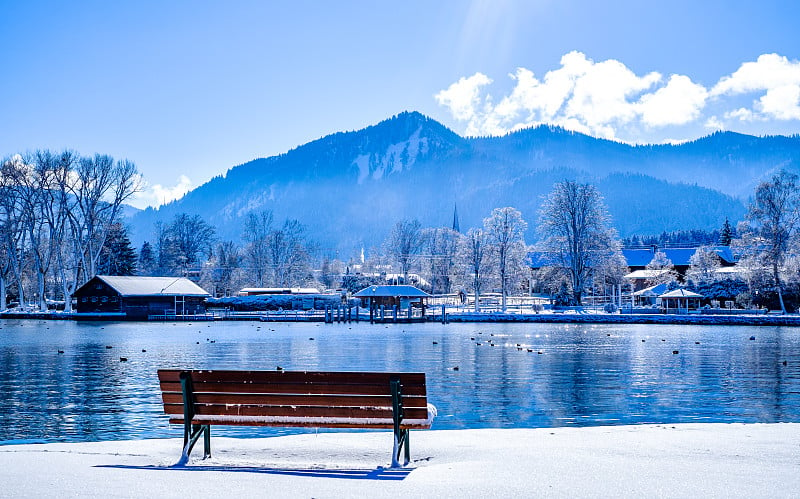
[128,112,800,256]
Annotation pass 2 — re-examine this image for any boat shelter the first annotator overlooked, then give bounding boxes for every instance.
[73,275,210,319]
[354,285,431,321]
[659,288,704,314]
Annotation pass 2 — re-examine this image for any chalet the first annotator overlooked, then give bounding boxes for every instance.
[73,276,210,319]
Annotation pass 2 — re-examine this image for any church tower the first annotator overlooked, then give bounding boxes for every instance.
[452,204,460,233]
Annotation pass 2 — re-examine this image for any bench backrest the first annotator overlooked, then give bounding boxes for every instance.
[157,369,431,429]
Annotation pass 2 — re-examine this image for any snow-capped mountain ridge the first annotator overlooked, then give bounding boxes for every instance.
[128,111,800,255]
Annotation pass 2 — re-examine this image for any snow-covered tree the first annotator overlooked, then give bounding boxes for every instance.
[422,227,460,295]
[242,211,274,287]
[687,246,721,284]
[457,228,491,312]
[484,207,527,311]
[536,181,621,305]
[645,250,678,286]
[740,169,800,313]
[387,219,423,283]
[719,218,734,246]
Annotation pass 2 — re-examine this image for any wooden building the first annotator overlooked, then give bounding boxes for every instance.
[73,276,210,319]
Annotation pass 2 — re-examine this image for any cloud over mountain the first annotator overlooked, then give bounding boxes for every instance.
[436,51,800,142]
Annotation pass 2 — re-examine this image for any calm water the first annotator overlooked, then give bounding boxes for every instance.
[1,319,798,443]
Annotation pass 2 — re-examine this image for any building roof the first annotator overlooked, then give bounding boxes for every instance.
[622,249,657,267]
[353,285,431,298]
[659,288,704,299]
[633,283,668,297]
[239,288,320,295]
[623,246,738,268]
[527,251,559,269]
[624,269,669,279]
[85,276,210,297]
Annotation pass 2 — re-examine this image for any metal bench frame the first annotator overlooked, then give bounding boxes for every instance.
[170,370,421,467]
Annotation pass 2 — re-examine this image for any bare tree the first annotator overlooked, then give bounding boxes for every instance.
[484,207,527,311]
[741,169,800,313]
[267,219,310,287]
[422,227,460,295]
[242,210,274,287]
[201,240,245,297]
[67,154,140,281]
[458,228,490,312]
[165,213,216,273]
[0,156,28,309]
[536,181,620,305]
[387,219,423,283]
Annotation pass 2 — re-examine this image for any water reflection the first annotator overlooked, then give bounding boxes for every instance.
[0,320,798,443]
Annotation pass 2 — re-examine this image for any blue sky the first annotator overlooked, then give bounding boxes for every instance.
[1,0,799,208]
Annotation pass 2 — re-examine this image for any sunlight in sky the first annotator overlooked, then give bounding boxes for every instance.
[0,0,798,207]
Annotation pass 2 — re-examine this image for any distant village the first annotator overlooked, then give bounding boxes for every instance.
[2,151,800,320]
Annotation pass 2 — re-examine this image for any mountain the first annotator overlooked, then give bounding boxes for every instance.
[128,111,800,257]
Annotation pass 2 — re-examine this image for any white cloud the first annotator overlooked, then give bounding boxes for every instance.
[434,73,493,122]
[436,51,800,142]
[131,175,192,209]
[758,84,800,120]
[637,74,708,127]
[711,53,800,96]
[435,51,704,140]
[704,115,725,130]
[711,53,800,121]
[724,108,758,122]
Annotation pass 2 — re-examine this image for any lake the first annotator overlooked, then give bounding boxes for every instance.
[1,319,798,443]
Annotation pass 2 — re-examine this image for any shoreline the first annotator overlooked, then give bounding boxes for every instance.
[3,310,800,326]
[1,423,797,497]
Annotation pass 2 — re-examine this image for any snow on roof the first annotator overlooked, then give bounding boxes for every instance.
[624,269,669,279]
[624,246,737,268]
[622,249,657,267]
[353,285,431,298]
[714,266,745,275]
[239,288,321,294]
[659,288,704,299]
[633,283,668,296]
[93,276,210,297]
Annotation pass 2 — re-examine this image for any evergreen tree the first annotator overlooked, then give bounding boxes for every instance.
[97,223,137,276]
[138,241,156,276]
[719,218,734,246]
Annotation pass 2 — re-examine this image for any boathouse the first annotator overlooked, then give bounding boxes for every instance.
[353,285,431,322]
[73,275,210,319]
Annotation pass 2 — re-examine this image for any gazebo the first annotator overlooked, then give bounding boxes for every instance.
[353,285,431,322]
[659,288,704,314]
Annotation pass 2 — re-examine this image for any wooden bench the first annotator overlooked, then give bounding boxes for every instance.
[157,369,433,467]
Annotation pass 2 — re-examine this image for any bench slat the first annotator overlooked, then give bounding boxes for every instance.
[159,380,428,397]
[158,369,426,386]
[161,392,428,408]
[166,417,432,429]
[163,403,431,420]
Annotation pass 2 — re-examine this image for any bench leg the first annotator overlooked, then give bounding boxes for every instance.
[392,429,410,467]
[183,424,211,460]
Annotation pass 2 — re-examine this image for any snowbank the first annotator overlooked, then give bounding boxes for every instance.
[0,424,797,498]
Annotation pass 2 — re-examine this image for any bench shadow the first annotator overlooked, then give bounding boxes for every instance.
[94,464,412,481]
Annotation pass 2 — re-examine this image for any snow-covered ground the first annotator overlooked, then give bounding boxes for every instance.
[1,424,797,498]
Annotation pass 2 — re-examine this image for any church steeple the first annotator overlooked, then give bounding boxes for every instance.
[452,203,460,233]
